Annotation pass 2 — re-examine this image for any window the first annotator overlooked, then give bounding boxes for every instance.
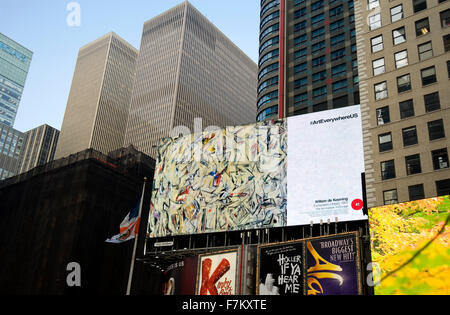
[312,55,326,67]
[333,95,348,108]
[294,21,307,32]
[313,86,327,98]
[312,41,326,53]
[330,5,344,17]
[260,23,279,41]
[384,189,398,205]
[312,0,324,11]
[436,179,450,196]
[375,81,388,100]
[294,7,307,19]
[295,62,307,74]
[428,119,445,140]
[381,160,396,180]
[376,106,390,125]
[294,34,307,46]
[313,101,328,112]
[409,184,425,201]
[294,92,308,106]
[400,99,415,119]
[371,35,383,52]
[441,9,450,28]
[260,37,279,54]
[332,63,346,77]
[259,62,278,80]
[424,92,440,112]
[330,19,345,32]
[444,34,450,52]
[261,11,280,28]
[258,77,278,94]
[448,61,450,78]
[415,18,430,36]
[368,0,380,10]
[331,33,345,46]
[421,66,437,86]
[379,133,393,152]
[259,49,279,66]
[395,50,408,68]
[312,70,327,82]
[312,27,325,39]
[258,90,278,108]
[413,0,427,13]
[403,126,418,146]
[418,42,433,61]
[432,148,449,170]
[331,48,346,60]
[391,5,403,22]
[397,74,411,93]
[369,13,381,30]
[332,79,347,92]
[294,48,307,60]
[393,27,406,45]
[373,58,385,76]
[295,77,308,89]
[257,106,278,122]
[406,154,422,175]
[312,13,325,26]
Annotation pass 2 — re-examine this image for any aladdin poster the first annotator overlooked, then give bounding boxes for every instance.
[257,241,304,295]
[196,250,238,295]
[305,232,362,295]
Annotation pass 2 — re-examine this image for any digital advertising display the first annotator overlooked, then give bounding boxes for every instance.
[369,196,450,295]
[148,105,366,237]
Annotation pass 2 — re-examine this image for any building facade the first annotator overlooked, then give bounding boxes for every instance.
[0,122,26,180]
[257,0,359,121]
[19,124,59,174]
[55,32,138,159]
[123,1,258,158]
[0,33,33,127]
[355,0,450,207]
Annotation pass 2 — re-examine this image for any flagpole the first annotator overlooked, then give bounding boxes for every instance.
[126,177,147,296]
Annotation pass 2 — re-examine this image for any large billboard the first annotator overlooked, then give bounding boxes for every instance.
[149,105,366,237]
[369,196,450,295]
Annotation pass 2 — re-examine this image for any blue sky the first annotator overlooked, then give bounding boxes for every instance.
[0,0,260,132]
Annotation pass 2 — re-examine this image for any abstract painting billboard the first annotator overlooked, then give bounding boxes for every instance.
[369,196,450,295]
[149,105,366,237]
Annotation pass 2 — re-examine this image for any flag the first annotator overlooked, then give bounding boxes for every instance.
[106,200,142,244]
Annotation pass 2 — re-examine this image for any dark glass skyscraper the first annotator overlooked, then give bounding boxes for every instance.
[257,0,359,121]
[0,33,32,126]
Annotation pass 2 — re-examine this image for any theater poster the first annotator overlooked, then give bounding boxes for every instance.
[305,232,362,295]
[257,241,304,295]
[196,249,238,295]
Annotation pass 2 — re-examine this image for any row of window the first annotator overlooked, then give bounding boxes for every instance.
[374,64,447,101]
[369,4,449,31]
[380,146,448,182]
[383,178,450,205]
[378,120,446,158]
[377,91,443,126]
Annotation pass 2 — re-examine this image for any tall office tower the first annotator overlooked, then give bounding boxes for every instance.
[0,123,26,180]
[19,124,59,174]
[123,1,258,158]
[55,32,138,159]
[257,0,359,121]
[355,0,450,207]
[0,33,33,126]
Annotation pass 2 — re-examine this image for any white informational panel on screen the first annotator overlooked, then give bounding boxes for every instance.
[287,105,367,225]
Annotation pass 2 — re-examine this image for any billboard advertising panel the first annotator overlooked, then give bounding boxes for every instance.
[149,105,366,237]
[257,241,304,295]
[305,232,362,295]
[196,250,239,295]
[369,196,450,295]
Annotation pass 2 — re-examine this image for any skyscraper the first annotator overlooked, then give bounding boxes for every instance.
[0,123,26,180]
[55,32,138,159]
[257,0,359,121]
[19,124,59,174]
[123,1,258,158]
[355,0,450,207]
[0,33,33,126]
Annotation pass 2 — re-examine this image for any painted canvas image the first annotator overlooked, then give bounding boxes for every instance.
[149,119,287,237]
[369,196,450,295]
